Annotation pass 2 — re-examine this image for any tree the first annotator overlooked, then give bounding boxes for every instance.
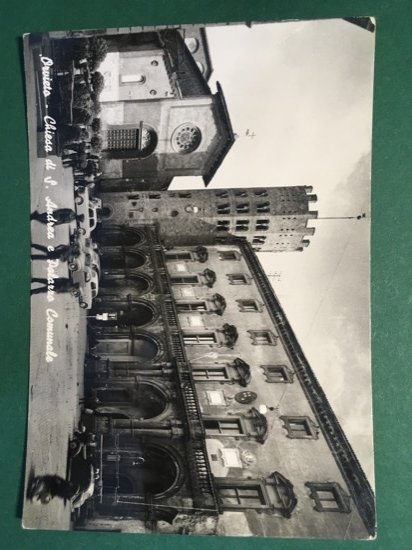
[73,82,89,96]
[91,135,104,152]
[72,108,94,125]
[60,125,86,145]
[88,37,108,71]
[72,38,89,64]
[91,99,102,115]
[73,90,93,109]
[91,118,101,133]
[91,71,105,95]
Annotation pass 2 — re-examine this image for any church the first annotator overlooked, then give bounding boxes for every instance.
[97,29,235,191]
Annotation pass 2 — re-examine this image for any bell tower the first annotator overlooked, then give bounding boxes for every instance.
[99,186,318,252]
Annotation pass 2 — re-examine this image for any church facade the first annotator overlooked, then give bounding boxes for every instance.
[97,29,234,191]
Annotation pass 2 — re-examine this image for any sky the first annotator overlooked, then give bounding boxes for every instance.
[170,19,375,484]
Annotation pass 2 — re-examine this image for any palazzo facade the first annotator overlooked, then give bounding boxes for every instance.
[81,222,375,538]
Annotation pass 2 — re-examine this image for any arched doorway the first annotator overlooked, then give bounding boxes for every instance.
[95,382,168,420]
[132,334,159,360]
[100,249,147,270]
[93,300,157,328]
[102,444,184,500]
[99,273,152,296]
[92,333,162,363]
[138,445,181,497]
[96,227,145,247]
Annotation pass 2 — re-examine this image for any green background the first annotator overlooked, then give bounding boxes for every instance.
[0,0,410,548]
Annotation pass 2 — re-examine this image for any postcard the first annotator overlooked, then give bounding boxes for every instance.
[23,17,376,538]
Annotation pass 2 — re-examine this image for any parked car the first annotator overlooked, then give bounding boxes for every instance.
[75,186,102,237]
[69,235,100,309]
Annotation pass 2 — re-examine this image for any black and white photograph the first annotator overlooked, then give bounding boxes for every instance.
[23,17,375,538]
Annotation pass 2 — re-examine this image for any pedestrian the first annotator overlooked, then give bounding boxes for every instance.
[27,475,74,503]
[31,277,79,295]
[73,152,89,173]
[31,242,81,261]
[30,208,84,225]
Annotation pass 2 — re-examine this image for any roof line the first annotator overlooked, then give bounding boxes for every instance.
[203,81,235,185]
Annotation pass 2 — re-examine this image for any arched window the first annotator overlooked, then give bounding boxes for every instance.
[185,37,199,53]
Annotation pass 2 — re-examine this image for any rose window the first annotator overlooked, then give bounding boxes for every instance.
[172,124,202,154]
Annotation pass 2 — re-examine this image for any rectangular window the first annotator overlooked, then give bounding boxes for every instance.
[262,365,294,383]
[238,299,259,312]
[192,366,230,381]
[217,220,230,231]
[234,190,248,198]
[106,128,139,150]
[256,219,269,231]
[218,251,238,261]
[305,482,351,513]
[170,275,199,284]
[218,485,266,508]
[227,273,249,285]
[253,236,266,244]
[236,220,249,232]
[280,416,319,439]
[288,419,312,435]
[217,203,230,215]
[215,191,229,198]
[257,202,270,213]
[165,252,192,260]
[183,332,217,345]
[176,301,207,312]
[255,333,271,344]
[249,330,277,345]
[204,418,243,435]
[236,203,250,214]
